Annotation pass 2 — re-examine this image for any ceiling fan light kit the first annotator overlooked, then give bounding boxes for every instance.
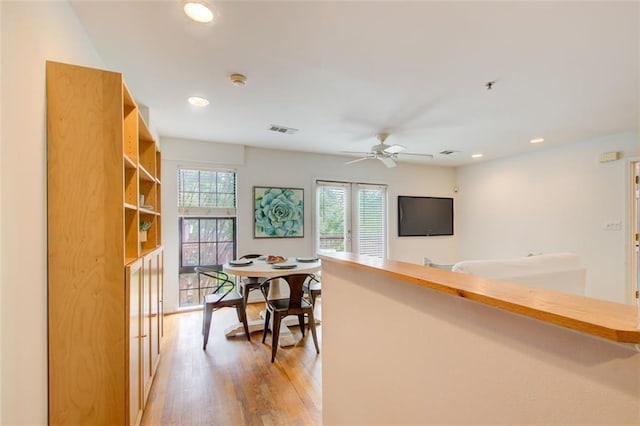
[343,133,434,168]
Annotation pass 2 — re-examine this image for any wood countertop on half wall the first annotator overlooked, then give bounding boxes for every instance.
[319,252,640,345]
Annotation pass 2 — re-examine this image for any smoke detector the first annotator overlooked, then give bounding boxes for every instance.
[230,73,247,86]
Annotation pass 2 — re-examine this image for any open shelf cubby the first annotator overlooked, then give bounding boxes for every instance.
[125,207,140,262]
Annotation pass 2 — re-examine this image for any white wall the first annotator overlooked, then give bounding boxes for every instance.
[1,2,103,424]
[161,138,457,312]
[456,132,638,303]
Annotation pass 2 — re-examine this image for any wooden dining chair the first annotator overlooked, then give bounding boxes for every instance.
[259,273,320,362]
[238,254,266,307]
[195,267,250,350]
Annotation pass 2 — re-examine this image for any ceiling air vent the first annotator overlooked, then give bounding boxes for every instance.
[268,124,299,135]
[439,150,460,155]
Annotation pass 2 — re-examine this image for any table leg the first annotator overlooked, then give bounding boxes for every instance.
[224,310,296,346]
[224,312,321,345]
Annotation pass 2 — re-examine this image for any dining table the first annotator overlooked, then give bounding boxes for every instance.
[222,256,321,346]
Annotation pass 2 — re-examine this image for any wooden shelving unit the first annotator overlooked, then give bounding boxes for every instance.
[47,61,163,425]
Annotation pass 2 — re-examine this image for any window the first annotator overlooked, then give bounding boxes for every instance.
[178,168,237,307]
[315,181,387,258]
[178,169,236,212]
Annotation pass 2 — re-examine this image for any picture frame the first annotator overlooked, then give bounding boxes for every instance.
[253,186,304,238]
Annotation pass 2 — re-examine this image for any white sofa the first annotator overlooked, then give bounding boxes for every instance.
[451,252,586,296]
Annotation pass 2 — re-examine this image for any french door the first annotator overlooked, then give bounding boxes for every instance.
[315,180,387,258]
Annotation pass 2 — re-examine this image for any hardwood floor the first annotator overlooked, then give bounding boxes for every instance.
[141,303,322,425]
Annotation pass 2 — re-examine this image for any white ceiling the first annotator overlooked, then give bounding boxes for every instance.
[70,1,639,167]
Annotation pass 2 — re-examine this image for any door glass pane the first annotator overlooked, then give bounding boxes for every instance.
[317,185,346,252]
[358,186,385,258]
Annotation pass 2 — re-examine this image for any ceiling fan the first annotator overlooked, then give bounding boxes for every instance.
[343,133,433,168]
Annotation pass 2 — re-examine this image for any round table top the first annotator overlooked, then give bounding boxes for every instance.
[223,257,321,278]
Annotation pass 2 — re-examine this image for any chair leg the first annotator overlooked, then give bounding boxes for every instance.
[298,314,305,336]
[242,283,250,308]
[307,309,320,354]
[271,312,282,362]
[262,309,271,343]
[202,303,213,350]
[236,304,251,341]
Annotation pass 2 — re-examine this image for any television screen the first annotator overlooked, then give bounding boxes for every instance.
[398,196,454,236]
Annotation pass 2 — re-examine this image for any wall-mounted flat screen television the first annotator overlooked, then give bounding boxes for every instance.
[398,196,454,237]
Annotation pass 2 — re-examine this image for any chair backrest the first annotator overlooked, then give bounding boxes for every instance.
[240,254,262,259]
[260,273,313,309]
[306,274,320,289]
[195,267,235,300]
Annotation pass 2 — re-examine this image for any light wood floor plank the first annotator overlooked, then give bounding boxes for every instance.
[141,303,322,425]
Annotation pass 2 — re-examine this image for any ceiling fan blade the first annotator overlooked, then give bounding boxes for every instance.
[380,156,397,168]
[401,152,434,159]
[384,144,405,154]
[341,150,371,155]
[344,157,371,165]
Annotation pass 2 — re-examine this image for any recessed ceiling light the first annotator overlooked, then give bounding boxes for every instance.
[471,153,483,159]
[187,96,210,107]
[183,2,214,23]
[530,137,545,144]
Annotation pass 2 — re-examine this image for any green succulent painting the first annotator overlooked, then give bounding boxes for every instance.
[254,187,304,238]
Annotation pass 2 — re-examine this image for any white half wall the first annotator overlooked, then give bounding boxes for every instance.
[161,139,457,312]
[455,132,639,303]
[322,260,640,425]
[1,2,103,424]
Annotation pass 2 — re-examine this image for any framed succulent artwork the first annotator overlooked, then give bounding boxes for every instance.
[253,186,304,238]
